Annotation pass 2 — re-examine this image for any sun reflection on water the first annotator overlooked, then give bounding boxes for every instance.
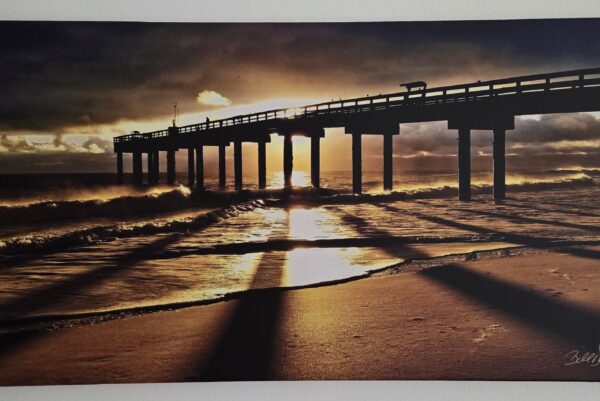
[284,247,366,287]
[269,171,311,188]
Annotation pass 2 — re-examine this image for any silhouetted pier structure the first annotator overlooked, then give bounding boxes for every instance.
[114,67,600,200]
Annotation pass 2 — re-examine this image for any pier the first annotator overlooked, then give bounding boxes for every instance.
[114,67,600,200]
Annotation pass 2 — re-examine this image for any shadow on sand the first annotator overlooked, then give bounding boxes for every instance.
[372,202,600,348]
[195,252,287,380]
[194,211,290,381]
[421,263,600,350]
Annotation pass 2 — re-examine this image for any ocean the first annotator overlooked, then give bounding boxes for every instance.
[0,169,599,330]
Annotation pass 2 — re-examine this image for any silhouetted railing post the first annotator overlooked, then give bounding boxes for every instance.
[234,141,243,191]
[352,133,362,194]
[493,128,506,200]
[116,152,123,184]
[187,148,195,188]
[219,144,226,190]
[283,134,293,189]
[196,146,204,191]
[258,141,267,189]
[383,131,394,190]
[167,150,176,185]
[132,151,143,186]
[311,133,321,188]
[458,128,471,201]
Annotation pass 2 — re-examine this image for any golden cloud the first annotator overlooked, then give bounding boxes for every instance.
[196,90,232,107]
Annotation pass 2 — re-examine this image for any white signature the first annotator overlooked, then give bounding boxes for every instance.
[564,346,600,367]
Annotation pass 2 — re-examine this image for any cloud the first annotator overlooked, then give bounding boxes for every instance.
[0,133,112,155]
[512,113,600,144]
[52,133,76,152]
[0,152,117,173]
[0,134,37,153]
[196,90,232,107]
[1,20,599,134]
[375,113,600,160]
[81,136,113,153]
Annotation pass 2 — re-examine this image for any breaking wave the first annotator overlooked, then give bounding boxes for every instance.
[0,186,199,223]
[2,174,595,223]
[0,200,266,257]
[0,175,594,256]
[294,175,596,205]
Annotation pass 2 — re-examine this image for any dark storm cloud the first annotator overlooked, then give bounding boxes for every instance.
[374,114,600,172]
[2,20,600,132]
[511,113,600,143]
[0,152,117,173]
[373,112,600,159]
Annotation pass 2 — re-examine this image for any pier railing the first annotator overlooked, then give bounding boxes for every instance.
[113,67,600,145]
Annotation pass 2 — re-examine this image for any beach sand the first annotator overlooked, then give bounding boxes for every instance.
[1,245,600,384]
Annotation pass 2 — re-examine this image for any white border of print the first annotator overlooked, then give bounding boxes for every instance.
[1,0,600,22]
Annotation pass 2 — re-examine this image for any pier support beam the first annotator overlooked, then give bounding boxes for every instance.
[283,134,293,189]
[352,133,362,194]
[219,144,226,190]
[383,132,394,191]
[116,152,123,184]
[458,128,471,201]
[132,152,143,186]
[187,148,195,188]
[258,141,267,189]
[311,134,320,188]
[493,128,506,200]
[196,146,204,191]
[234,141,243,191]
[167,150,176,185]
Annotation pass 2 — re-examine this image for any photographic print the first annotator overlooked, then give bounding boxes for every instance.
[1,18,600,385]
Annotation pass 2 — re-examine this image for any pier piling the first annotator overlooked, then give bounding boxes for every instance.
[116,152,123,184]
[219,144,226,190]
[383,132,393,191]
[152,150,160,185]
[234,141,243,191]
[187,148,195,188]
[493,128,506,200]
[458,128,471,201]
[283,134,293,189]
[311,134,320,188]
[147,152,154,185]
[167,150,176,185]
[352,133,362,194]
[258,141,267,189]
[196,146,204,190]
[132,152,143,186]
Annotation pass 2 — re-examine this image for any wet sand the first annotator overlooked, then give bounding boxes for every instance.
[1,245,600,385]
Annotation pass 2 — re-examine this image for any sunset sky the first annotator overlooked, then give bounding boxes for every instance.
[1,20,600,173]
